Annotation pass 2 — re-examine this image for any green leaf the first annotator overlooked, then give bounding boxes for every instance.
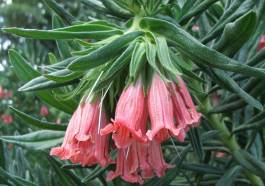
[68,31,143,71]
[52,15,72,59]
[188,128,204,160]
[0,167,37,186]
[211,69,263,111]
[48,52,58,64]
[140,17,265,79]
[234,150,265,178]
[44,69,83,83]
[181,163,223,175]
[232,118,265,134]
[155,36,181,76]
[101,0,131,18]
[10,107,67,131]
[2,25,123,40]
[8,49,76,114]
[46,156,81,186]
[216,166,242,186]
[81,166,106,183]
[42,0,76,24]
[214,11,257,56]
[18,75,75,92]
[0,130,64,150]
[202,0,255,43]
[0,141,4,169]
[179,0,220,25]
[129,41,146,82]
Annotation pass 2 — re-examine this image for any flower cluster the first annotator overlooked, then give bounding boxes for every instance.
[50,74,201,184]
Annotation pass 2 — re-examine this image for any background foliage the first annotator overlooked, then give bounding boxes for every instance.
[1,0,265,185]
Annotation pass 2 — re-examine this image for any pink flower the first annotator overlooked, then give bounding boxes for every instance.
[55,118,61,124]
[101,79,147,148]
[170,76,201,131]
[147,140,174,177]
[192,25,200,32]
[50,101,111,167]
[146,74,185,143]
[257,36,265,51]
[1,114,13,124]
[40,105,49,117]
[107,140,173,184]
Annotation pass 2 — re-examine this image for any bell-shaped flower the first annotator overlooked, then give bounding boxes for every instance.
[170,76,201,131]
[146,74,185,143]
[50,100,111,167]
[101,79,147,148]
[147,140,174,177]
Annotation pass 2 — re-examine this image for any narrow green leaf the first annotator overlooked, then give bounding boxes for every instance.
[179,0,220,25]
[0,168,37,186]
[18,75,75,92]
[44,69,83,83]
[101,0,131,18]
[0,141,4,169]
[81,166,106,183]
[233,118,265,133]
[140,17,265,79]
[0,130,64,150]
[46,156,81,186]
[10,107,66,131]
[8,50,76,114]
[214,11,257,56]
[52,15,72,59]
[234,150,265,178]
[129,42,146,82]
[48,53,58,65]
[2,26,122,40]
[42,0,76,24]
[188,128,204,160]
[155,36,181,76]
[181,163,223,175]
[216,165,241,186]
[68,31,143,71]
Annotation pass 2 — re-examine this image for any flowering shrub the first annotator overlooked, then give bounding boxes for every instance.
[1,0,265,185]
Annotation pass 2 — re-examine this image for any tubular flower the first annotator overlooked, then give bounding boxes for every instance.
[146,74,185,143]
[147,140,174,177]
[50,101,111,167]
[170,76,201,131]
[101,79,147,148]
[107,141,173,184]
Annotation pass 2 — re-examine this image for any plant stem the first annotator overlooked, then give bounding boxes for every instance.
[200,98,264,186]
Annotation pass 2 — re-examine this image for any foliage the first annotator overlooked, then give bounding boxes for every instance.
[1,0,265,185]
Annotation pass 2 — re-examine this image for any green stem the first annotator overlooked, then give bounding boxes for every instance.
[200,98,264,186]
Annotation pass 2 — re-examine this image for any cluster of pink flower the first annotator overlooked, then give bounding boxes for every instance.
[50,74,201,184]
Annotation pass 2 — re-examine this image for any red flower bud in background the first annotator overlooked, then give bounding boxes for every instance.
[50,100,112,167]
[257,35,265,51]
[40,105,49,117]
[1,114,13,124]
[4,90,13,99]
[101,79,147,148]
[0,86,4,99]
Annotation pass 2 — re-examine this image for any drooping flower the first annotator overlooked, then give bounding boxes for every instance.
[1,114,13,124]
[107,140,173,184]
[146,74,185,143]
[101,79,147,148]
[147,140,174,177]
[40,105,49,117]
[50,100,111,167]
[257,35,265,51]
[170,76,201,131]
